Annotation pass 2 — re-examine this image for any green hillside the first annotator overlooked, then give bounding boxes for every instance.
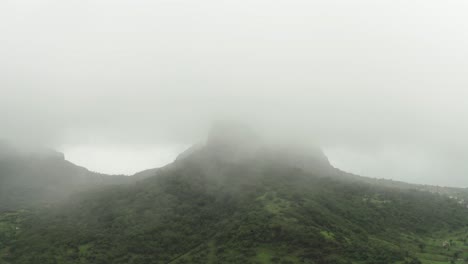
[1,127,468,264]
[0,142,131,211]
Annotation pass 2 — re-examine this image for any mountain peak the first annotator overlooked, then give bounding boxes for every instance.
[174,122,333,174]
[0,140,65,161]
[206,121,260,148]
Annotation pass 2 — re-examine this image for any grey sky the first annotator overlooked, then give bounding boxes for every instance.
[1,0,468,185]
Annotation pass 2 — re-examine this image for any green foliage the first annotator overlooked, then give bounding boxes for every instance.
[3,142,468,263]
[0,150,131,212]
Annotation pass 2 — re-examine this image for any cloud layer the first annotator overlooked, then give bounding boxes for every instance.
[1,0,468,185]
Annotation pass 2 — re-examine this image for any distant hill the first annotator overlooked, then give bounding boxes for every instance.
[0,142,131,211]
[2,126,468,264]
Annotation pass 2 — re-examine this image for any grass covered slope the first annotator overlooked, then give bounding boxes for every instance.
[2,125,468,264]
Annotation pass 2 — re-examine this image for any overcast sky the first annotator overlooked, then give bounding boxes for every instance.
[1,0,468,185]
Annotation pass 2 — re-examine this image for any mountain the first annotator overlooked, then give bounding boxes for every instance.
[2,126,468,264]
[0,142,131,211]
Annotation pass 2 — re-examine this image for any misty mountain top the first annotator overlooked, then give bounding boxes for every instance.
[0,141,130,212]
[0,140,65,161]
[170,121,334,180]
[1,121,333,180]
[2,0,468,186]
[4,124,468,264]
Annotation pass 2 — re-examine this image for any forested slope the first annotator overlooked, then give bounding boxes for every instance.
[2,127,468,264]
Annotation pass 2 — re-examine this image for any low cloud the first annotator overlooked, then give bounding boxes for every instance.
[1,0,468,186]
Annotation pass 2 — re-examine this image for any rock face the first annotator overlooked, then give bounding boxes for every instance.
[28,148,66,161]
[0,141,65,161]
[172,121,334,177]
[206,121,260,149]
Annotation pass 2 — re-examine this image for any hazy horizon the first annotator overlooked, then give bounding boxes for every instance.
[2,0,468,186]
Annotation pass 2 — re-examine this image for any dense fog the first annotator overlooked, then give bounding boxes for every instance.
[1,0,468,185]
